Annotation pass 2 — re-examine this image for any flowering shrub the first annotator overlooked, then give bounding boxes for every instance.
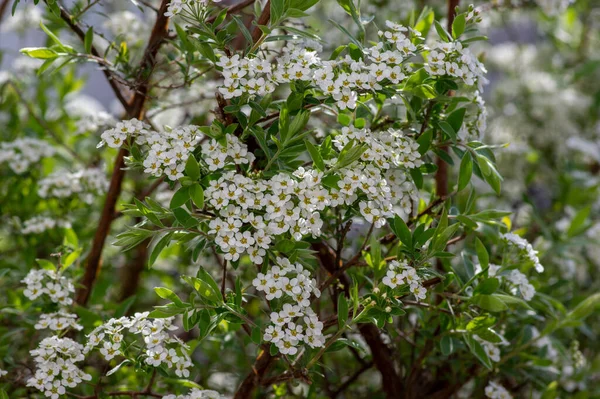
[0,0,598,398]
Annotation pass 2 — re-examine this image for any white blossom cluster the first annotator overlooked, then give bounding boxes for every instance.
[484,381,513,399]
[21,216,72,234]
[164,388,222,399]
[0,369,6,377]
[22,269,75,306]
[202,134,255,172]
[382,260,427,300]
[34,311,83,331]
[488,264,535,301]
[85,312,193,378]
[473,334,506,363]
[424,40,488,91]
[0,137,55,174]
[26,336,92,399]
[165,0,221,17]
[458,92,487,139]
[217,21,429,110]
[333,125,421,225]
[252,257,326,354]
[501,233,544,273]
[99,119,205,181]
[38,168,109,204]
[65,98,116,135]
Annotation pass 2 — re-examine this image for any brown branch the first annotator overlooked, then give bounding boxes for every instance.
[234,346,276,399]
[207,0,256,24]
[311,241,403,399]
[330,361,374,398]
[251,0,271,43]
[0,0,10,27]
[76,0,172,306]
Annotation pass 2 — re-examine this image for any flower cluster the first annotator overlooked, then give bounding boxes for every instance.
[425,41,488,91]
[333,125,421,225]
[485,381,513,399]
[38,168,109,204]
[65,97,116,135]
[21,216,71,234]
[34,311,83,331]
[165,0,221,17]
[0,137,55,174]
[202,134,255,172]
[164,388,222,399]
[22,269,76,306]
[26,336,92,399]
[217,22,425,111]
[488,264,535,301]
[501,233,544,273]
[100,119,204,181]
[474,335,504,363]
[382,260,427,300]
[85,313,192,378]
[253,257,326,354]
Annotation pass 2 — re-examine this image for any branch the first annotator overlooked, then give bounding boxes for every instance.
[311,241,403,399]
[207,0,256,24]
[330,361,373,398]
[251,0,271,44]
[233,346,276,399]
[52,1,130,110]
[76,0,172,305]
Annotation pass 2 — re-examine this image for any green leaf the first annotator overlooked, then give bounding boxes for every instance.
[170,186,190,209]
[567,206,591,237]
[251,326,262,344]
[447,108,466,133]
[106,359,132,377]
[39,21,69,52]
[475,278,499,295]
[185,155,200,180]
[475,238,489,269]
[338,293,348,329]
[452,14,466,38]
[440,335,454,356]
[305,140,325,171]
[20,47,58,59]
[567,293,600,321]
[290,0,319,10]
[456,215,477,229]
[495,294,533,310]
[438,121,457,141]
[472,294,508,312]
[114,296,137,318]
[196,267,223,301]
[458,151,473,191]
[434,20,450,42]
[392,215,412,249]
[190,183,204,209]
[84,27,94,54]
[466,315,496,332]
[148,231,173,267]
[232,15,253,46]
[464,334,493,370]
[337,113,351,127]
[270,0,286,24]
[155,287,186,307]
